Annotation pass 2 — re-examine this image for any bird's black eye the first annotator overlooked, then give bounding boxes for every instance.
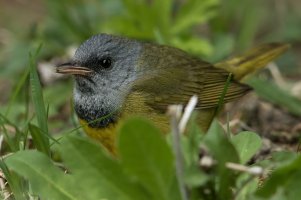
[100,57,112,69]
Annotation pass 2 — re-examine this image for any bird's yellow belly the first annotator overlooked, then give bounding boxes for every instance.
[78,91,170,154]
[79,119,119,154]
[78,92,216,155]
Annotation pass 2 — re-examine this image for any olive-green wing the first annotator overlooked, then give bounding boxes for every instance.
[133,45,250,112]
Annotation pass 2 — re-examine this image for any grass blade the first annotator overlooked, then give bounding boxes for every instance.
[0,114,19,152]
[0,160,25,200]
[29,45,50,155]
[28,124,51,155]
[214,73,233,115]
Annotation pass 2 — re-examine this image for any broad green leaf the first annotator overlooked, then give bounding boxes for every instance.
[204,120,239,200]
[118,117,175,200]
[235,173,258,200]
[231,131,262,164]
[270,151,299,167]
[247,77,301,116]
[4,150,80,200]
[60,135,150,200]
[255,151,297,171]
[184,166,209,188]
[285,169,301,200]
[256,155,301,198]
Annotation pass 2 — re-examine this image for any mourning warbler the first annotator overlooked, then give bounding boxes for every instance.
[56,34,289,153]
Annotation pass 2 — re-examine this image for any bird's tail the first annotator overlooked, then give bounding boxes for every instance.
[215,43,290,81]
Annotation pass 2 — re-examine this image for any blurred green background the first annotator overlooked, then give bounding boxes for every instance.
[0,0,300,134]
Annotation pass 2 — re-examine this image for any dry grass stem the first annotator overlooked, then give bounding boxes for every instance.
[179,95,198,134]
[226,162,264,176]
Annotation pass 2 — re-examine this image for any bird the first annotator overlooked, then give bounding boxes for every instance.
[56,33,289,154]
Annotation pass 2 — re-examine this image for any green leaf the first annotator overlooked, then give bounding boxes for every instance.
[0,114,20,152]
[28,123,51,155]
[29,46,50,155]
[270,151,299,167]
[171,36,213,56]
[231,131,262,164]
[4,150,80,200]
[120,0,155,38]
[235,0,263,50]
[182,113,204,167]
[0,160,25,200]
[204,120,239,200]
[256,155,301,198]
[209,34,235,62]
[235,173,259,200]
[181,115,209,188]
[215,73,233,115]
[118,117,175,200]
[150,0,172,40]
[284,169,301,200]
[184,166,209,188]
[60,135,150,200]
[5,136,151,200]
[172,0,218,34]
[247,77,301,116]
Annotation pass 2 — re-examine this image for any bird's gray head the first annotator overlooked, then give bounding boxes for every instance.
[57,34,142,127]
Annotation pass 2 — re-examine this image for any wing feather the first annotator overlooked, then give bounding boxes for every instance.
[132,44,251,112]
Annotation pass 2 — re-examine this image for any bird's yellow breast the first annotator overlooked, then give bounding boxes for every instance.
[79,119,119,154]
[79,91,170,154]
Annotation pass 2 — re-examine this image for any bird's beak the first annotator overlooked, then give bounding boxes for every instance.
[56,62,93,76]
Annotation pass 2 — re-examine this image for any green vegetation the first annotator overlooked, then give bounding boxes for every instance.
[0,0,301,199]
